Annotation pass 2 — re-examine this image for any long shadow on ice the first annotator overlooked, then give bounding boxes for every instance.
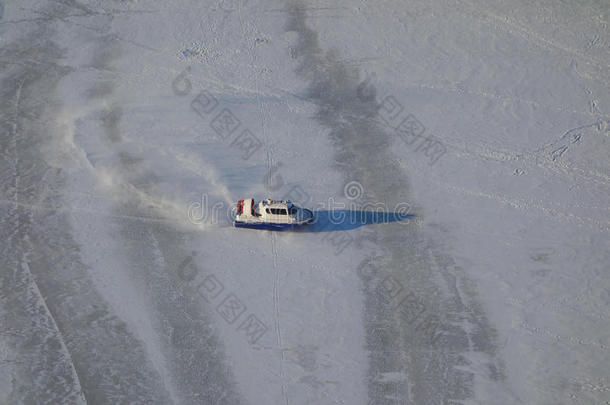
[299,210,414,232]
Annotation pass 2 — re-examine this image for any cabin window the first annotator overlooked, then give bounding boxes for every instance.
[268,208,288,215]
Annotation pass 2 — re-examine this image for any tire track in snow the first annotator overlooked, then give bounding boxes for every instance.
[271,232,289,405]
[285,3,511,404]
[243,18,291,402]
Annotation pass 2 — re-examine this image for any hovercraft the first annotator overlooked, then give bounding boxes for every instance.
[234,198,314,230]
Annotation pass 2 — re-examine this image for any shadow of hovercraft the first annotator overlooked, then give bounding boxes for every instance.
[298,210,414,232]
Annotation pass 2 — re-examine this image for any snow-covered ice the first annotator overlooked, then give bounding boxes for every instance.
[0,0,608,404]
